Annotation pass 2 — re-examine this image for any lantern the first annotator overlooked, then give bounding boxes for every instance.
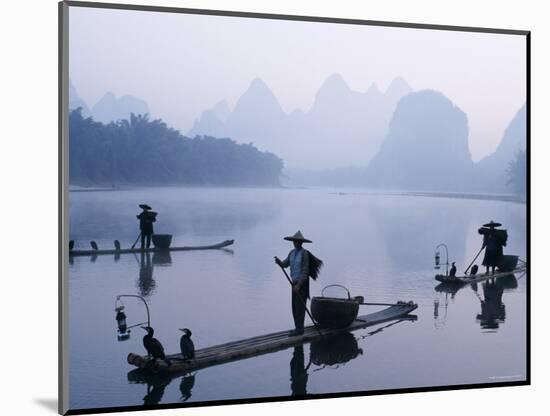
[115,305,127,333]
[434,251,441,269]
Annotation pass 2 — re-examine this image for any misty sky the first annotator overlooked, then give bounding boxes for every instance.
[69,6,526,162]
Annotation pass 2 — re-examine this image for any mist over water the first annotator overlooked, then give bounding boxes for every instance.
[69,187,527,410]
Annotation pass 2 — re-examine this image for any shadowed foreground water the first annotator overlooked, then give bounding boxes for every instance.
[68,187,527,410]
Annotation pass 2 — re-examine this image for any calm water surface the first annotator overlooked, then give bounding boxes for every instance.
[68,187,527,410]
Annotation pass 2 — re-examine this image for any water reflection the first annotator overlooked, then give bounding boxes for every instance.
[309,332,363,368]
[435,274,519,331]
[69,188,283,245]
[127,370,172,406]
[152,251,172,266]
[290,345,309,396]
[474,275,518,330]
[434,281,475,299]
[127,369,197,405]
[368,199,470,272]
[179,373,196,402]
[137,252,156,298]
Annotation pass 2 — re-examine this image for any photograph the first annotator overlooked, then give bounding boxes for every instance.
[61,1,528,414]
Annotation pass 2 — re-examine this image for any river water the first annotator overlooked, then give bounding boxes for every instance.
[68,187,527,410]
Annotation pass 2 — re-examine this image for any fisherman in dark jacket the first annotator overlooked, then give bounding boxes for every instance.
[275,230,322,336]
[479,220,507,275]
[137,204,157,249]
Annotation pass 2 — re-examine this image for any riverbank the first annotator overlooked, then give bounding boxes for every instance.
[330,189,525,204]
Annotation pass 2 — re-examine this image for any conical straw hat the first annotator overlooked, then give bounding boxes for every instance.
[482,220,502,228]
[284,230,312,243]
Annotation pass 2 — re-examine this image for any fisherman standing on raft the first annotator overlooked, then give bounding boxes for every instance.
[137,204,157,250]
[275,231,323,336]
[478,220,507,275]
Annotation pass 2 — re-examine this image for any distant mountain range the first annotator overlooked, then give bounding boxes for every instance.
[69,77,526,194]
[68,79,149,123]
[473,104,526,192]
[189,74,413,169]
[69,79,91,117]
[365,90,473,191]
[364,90,526,193]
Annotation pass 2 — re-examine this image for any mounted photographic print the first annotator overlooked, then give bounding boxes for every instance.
[59,1,529,414]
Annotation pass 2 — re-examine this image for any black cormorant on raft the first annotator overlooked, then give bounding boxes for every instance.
[142,326,171,368]
[179,328,195,360]
[128,302,417,374]
[69,239,234,257]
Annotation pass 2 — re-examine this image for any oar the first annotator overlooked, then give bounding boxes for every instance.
[277,264,323,336]
[131,233,142,249]
[464,246,484,274]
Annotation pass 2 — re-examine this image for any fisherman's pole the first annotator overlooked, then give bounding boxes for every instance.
[131,233,142,249]
[277,264,323,336]
[464,246,484,275]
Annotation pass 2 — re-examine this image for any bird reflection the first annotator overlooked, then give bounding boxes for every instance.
[179,373,196,402]
[127,369,197,405]
[127,370,171,406]
[137,252,156,297]
[143,378,170,406]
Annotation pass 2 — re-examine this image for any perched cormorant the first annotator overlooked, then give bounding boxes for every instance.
[114,240,121,251]
[449,262,457,277]
[90,241,98,251]
[179,328,195,360]
[471,264,479,276]
[141,326,171,366]
[69,240,74,251]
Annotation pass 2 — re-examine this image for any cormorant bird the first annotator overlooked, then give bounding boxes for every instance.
[69,240,74,251]
[449,262,457,277]
[114,240,121,251]
[141,326,171,366]
[90,241,98,251]
[179,328,195,360]
[471,264,479,276]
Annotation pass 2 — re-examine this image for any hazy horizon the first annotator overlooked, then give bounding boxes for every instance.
[69,6,526,162]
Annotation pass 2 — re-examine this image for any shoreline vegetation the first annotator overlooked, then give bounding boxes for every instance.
[69,109,283,187]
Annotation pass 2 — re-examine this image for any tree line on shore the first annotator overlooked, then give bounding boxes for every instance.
[69,108,284,186]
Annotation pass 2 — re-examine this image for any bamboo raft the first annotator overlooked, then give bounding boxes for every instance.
[69,239,234,257]
[127,301,417,374]
[435,265,526,284]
